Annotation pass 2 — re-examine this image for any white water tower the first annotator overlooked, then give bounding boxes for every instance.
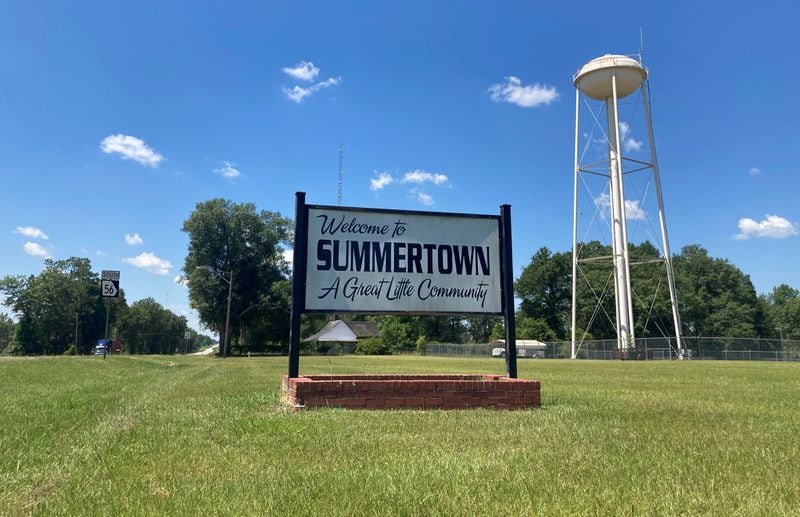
[571,54,683,358]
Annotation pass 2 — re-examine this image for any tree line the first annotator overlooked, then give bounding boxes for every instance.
[0,257,213,355]
[514,242,800,345]
[2,198,798,356]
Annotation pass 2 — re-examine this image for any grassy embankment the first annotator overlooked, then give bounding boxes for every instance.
[1,355,798,515]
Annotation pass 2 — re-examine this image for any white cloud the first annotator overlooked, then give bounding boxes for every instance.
[624,200,647,221]
[214,161,242,179]
[283,76,341,103]
[123,252,173,275]
[749,167,762,176]
[416,191,434,206]
[124,233,143,246]
[15,226,49,240]
[282,61,320,82]
[594,193,648,221]
[488,76,558,108]
[370,172,395,191]
[619,122,643,153]
[23,241,50,258]
[371,170,449,191]
[735,215,799,240]
[95,250,109,256]
[371,169,450,206]
[100,134,164,167]
[402,170,449,186]
[282,249,294,272]
[174,275,188,287]
[594,193,611,215]
[284,86,312,103]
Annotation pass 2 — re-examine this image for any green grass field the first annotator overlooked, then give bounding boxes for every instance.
[1,355,799,515]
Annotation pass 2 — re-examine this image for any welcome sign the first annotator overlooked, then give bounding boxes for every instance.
[288,192,518,379]
[303,206,503,314]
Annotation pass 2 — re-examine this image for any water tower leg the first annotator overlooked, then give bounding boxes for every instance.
[571,88,580,360]
[641,83,684,358]
[606,72,634,354]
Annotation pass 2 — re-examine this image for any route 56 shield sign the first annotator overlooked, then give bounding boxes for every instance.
[101,270,120,298]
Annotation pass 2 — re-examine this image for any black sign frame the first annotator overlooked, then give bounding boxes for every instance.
[288,192,517,379]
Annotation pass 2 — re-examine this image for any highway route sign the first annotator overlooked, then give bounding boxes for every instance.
[101,270,120,298]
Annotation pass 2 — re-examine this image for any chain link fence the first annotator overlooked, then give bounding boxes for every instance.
[425,337,800,362]
[424,343,497,357]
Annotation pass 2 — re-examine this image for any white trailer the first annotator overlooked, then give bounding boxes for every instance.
[490,339,548,358]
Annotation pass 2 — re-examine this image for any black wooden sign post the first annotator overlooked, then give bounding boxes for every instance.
[500,204,517,378]
[288,192,308,379]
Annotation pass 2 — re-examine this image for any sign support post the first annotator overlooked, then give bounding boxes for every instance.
[288,192,308,378]
[104,298,111,340]
[500,204,518,378]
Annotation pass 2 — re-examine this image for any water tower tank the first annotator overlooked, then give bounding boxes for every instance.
[574,54,647,100]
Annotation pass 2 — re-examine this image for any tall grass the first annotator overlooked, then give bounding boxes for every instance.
[1,355,798,515]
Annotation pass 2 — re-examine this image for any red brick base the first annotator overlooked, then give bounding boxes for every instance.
[281,374,541,410]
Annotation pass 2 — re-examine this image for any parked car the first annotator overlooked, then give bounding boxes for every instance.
[94,338,112,356]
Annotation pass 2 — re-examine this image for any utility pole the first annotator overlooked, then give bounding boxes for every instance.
[196,265,234,358]
[223,270,233,358]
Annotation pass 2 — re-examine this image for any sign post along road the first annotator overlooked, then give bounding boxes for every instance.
[288,192,518,378]
[101,270,120,298]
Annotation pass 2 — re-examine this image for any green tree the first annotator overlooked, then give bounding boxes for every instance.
[182,199,291,357]
[762,284,800,340]
[515,247,571,339]
[378,317,415,353]
[628,241,676,338]
[236,279,292,354]
[418,316,466,344]
[516,313,557,341]
[489,322,505,341]
[184,328,214,353]
[673,245,760,340]
[570,241,616,340]
[367,315,467,351]
[117,298,187,354]
[0,258,123,355]
[465,315,500,343]
[0,313,15,354]
[516,242,767,344]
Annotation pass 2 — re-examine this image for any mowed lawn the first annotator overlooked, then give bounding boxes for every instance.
[1,355,799,515]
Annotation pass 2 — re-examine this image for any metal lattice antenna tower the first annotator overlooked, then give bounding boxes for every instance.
[338,143,344,206]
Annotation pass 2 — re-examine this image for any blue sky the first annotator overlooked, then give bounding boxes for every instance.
[2,1,799,333]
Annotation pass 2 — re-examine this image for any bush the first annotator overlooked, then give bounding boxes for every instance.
[356,337,391,355]
[7,341,25,356]
[415,335,427,354]
[378,318,413,352]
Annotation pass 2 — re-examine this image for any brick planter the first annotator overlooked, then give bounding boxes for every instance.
[282,374,541,410]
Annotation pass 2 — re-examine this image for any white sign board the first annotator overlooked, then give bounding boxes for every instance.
[101,270,120,281]
[304,207,502,314]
